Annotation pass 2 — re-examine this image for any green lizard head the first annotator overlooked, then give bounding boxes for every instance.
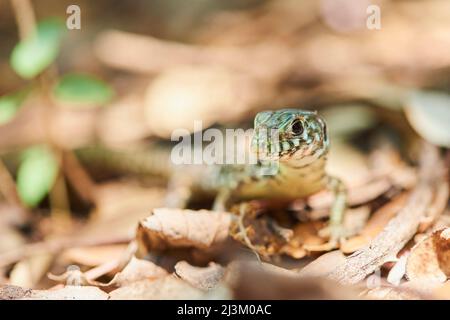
[251,109,329,166]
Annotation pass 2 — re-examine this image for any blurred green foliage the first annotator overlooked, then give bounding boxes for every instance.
[0,89,28,125]
[17,146,58,208]
[54,73,114,106]
[10,18,65,79]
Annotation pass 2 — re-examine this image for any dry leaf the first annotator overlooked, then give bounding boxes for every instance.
[26,286,109,300]
[144,66,257,138]
[174,261,224,290]
[61,244,128,267]
[281,221,325,258]
[418,182,449,232]
[433,281,450,299]
[325,140,372,187]
[366,286,422,300]
[9,253,53,288]
[227,261,359,300]
[308,177,391,210]
[406,228,450,282]
[137,208,231,252]
[298,250,346,278]
[109,256,168,287]
[341,193,408,253]
[109,276,205,300]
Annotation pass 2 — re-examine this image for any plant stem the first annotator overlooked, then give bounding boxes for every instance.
[10,0,36,39]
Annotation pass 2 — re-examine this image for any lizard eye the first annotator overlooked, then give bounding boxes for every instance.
[291,119,304,136]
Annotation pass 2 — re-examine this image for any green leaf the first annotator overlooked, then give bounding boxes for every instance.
[0,90,26,125]
[17,146,59,207]
[54,73,114,106]
[10,18,65,79]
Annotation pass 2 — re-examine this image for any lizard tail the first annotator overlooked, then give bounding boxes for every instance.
[76,144,173,179]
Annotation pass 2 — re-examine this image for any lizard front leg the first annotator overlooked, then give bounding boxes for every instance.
[304,176,348,251]
[212,187,233,211]
[320,176,348,247]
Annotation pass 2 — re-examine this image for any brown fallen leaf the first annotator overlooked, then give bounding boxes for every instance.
[418,182,449,232]
[340,193,408,253]
[25,286,109,300]
[109,276,205,300]
[61,244,128,267]
[280,221,325,258]
[136,208,231,253]
[433,281,450,299]
[406,228,450,283]
[298,250,347,278]
[307,177,392,210]
[9,253,54,288]
[108,256,168,287]
[366,286,423,300]
[329,144,445,285]
[435,228,450,276]
[174,261,224,291]
[226,261,360,300]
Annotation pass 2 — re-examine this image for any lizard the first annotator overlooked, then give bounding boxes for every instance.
[77,109,347,253]
[208,109,347,252]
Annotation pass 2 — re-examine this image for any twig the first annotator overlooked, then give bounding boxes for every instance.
[328,143,447,284]
[10,0,36,39]
[61,151,97,204]
[0,159,22,206]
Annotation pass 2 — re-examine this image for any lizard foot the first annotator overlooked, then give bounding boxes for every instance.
[304,223,347,251]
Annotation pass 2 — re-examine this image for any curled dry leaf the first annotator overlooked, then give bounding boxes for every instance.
[406,228,450,283]
[136,208,231,252]
[174,261,224,291]
[109,276,204,300]
[108,256,168,287]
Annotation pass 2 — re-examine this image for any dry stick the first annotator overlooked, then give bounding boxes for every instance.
[328,143,447,285]
[0,159,22,206]
[61,151,98,204]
